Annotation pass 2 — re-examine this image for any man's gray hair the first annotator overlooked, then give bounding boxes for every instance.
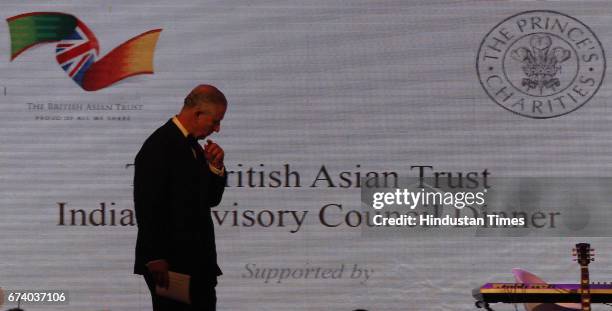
[184,84,227,108]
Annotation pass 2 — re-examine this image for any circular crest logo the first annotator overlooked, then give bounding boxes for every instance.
[477,11,605,118]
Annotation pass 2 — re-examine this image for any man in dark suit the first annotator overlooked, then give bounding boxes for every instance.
[133,85,228,311]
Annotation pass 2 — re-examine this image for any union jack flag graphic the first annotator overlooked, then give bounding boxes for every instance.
[8,12,161,91]
[55,20,100,85]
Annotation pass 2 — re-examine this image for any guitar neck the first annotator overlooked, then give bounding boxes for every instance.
[581,265,591,311]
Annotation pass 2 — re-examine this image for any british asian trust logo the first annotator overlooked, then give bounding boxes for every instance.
[477,11,605,118]
[7,12,162,91]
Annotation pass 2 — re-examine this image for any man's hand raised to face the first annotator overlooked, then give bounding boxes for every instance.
[204,139,224,169]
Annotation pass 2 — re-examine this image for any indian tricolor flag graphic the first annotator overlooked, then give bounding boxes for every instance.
[7,12,161,91]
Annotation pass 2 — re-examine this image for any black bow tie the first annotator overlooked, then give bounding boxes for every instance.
[187,135,205,161]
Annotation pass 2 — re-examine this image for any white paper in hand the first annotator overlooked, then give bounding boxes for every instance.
[155,271,191,304]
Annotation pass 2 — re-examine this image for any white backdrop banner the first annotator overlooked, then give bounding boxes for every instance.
[1,1,612,310]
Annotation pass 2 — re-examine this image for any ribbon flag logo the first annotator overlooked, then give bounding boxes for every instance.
[7,12,162,91]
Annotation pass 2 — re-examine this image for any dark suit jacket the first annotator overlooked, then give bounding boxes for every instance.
[133,119,225,281]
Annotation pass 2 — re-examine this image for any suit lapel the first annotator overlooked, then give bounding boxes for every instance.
[165,119,200,165]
